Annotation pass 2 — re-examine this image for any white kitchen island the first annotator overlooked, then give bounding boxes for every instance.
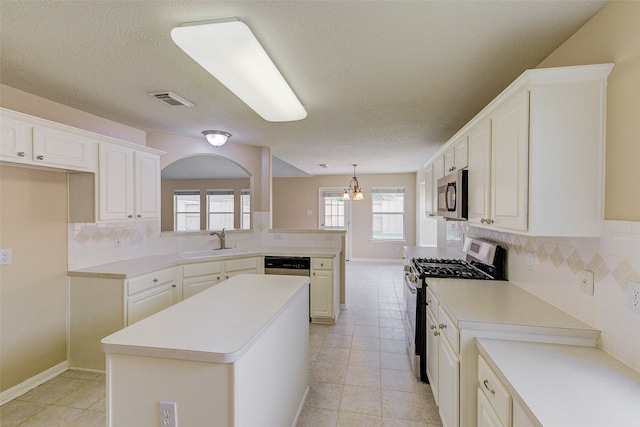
[101,274,310,427]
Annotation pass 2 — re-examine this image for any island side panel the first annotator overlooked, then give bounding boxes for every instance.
[106,354,233,427]
[235,284,310,426]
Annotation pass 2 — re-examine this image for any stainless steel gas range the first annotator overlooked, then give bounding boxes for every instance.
[402,237,505,382]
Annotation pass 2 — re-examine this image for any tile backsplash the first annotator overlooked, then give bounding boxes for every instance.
[447,220,640,373]
[68,211,343,271]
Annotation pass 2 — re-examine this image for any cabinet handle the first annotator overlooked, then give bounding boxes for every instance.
[217,276,220,280]
[128,214,133,218]
[153,278,158,283]
[171,284,176,288]
[430,324,437,330]
[481,218,486,224]
[434,331,440,336]
[483,379,496,395]
[17,151,25,157]
[439,323,447,329]
[137,214,142,218]
[36,155,44,160]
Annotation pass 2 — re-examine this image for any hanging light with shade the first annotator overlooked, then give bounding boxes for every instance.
[343,164,364,201]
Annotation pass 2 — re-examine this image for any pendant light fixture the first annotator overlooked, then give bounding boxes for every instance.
[343,164,364,201]
[202,130,231,146]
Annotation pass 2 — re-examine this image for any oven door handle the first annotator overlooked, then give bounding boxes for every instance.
[404,278,417,294]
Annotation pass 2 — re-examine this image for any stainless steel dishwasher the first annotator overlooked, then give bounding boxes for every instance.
[264,256,311,320]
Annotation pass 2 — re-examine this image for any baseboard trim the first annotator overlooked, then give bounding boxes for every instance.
[0,361,68,406]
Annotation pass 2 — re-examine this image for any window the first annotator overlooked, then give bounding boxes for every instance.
[174,191,201,232]
[322,190,346,228]
[207,190,234,230]
[372,187,405,241]
[241,190,251,230]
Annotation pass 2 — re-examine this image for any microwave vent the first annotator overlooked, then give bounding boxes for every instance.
[149,91,194,107]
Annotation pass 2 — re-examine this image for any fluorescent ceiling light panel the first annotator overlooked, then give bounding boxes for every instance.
[171,18,307,122]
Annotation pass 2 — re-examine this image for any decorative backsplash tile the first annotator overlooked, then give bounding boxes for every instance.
[446,220,640,373]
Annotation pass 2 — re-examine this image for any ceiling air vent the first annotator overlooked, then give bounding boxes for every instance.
[149,91,194,107]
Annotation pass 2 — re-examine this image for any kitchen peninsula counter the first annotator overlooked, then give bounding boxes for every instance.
[68,246,341,279]
[102,274,310,426]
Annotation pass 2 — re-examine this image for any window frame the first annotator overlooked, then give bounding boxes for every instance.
[174,190,201,232]
[371,186,406,242]
[206,189,235,231]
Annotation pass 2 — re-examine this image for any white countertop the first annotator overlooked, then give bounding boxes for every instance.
[101,274,309,364]
[476,338,640,427]
[68,246,341,279]
[427,278,599,338]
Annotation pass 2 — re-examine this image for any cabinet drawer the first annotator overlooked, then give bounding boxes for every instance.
[312,258,332,270]
[127,268,176,295]
[183,261,223,278]
[225,257,258,272]
[438,305,459,353]
[478,355,511,426]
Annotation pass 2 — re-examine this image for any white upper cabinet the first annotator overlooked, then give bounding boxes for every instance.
[0,108,96,171]
[430,63,613,236]
[444,136,468,174]
[99,144,161,221]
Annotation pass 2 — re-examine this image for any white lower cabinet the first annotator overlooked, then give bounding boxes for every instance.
[426,289,439,404]
[182,261,224,299]
[69,266,181,371]
[478,355,511,426]
[478,388,506,427]
[438,333,460,427]
[224,256,260,279]
[310,257,340,324]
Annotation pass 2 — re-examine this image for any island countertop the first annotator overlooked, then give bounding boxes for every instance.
[101,274,309,364]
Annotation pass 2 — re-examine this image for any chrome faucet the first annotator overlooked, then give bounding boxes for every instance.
[210,228,226,249]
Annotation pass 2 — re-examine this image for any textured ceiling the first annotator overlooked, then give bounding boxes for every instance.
[0,1,608,177]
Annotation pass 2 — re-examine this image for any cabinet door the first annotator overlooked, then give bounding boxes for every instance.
[426,307,439,404]
[478,389,506,427]
[0,116,31,161]
[183,275,222,299]
[453,137,468,170]
[438,336,460,427]
[444,148,456,174]
[134,151,161,219]
[127,281,179,325]
[424,163,434,216]
[99,143,134,221]
[491,91,529,231]
[32,126,93,171]
[311,271,332,318]
[467,120,491,226]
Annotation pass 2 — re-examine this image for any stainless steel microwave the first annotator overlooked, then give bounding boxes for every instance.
[436,169,468,220]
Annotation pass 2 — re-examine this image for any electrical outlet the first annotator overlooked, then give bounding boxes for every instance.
[526,252,535,272]
[114,236,122,248]
[159,401,177,427]
[628,281,640,314]
[130,233,144,246]
[0,248,12,265]
[580,270,594,295]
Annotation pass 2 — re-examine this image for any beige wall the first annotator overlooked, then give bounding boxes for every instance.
[161,178,251,232]
[0,166,68,392]
[536,1,640,221]
[0,84,147,146]
[273,173,416,260]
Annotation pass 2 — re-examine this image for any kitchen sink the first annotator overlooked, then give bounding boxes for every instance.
[180,248,252,259]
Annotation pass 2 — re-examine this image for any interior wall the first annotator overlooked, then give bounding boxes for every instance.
[536,1,640,222]
[0,166,68,392]
[273,173,416,260]
[161,178,251,232]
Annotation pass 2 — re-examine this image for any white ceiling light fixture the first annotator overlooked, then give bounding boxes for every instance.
[171,18,307,122]
[343,164,364,201]
[202,130,231,147]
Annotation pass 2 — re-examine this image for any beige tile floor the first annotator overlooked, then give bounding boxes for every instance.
[297,261,442,427]
[0,261,441,427]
